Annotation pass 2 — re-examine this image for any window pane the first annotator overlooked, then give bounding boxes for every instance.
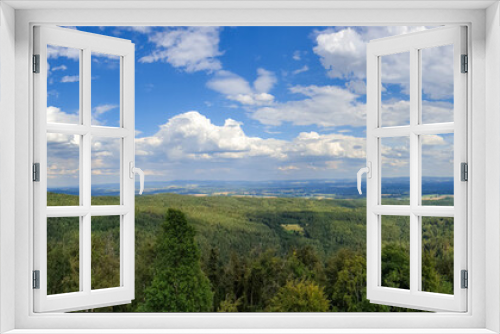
[91,52,121,127]
[421,45,454,124]
[421,217,454,294]
[91,216,120,290]
[47,133,80,206]
[47,217,80,295]
[91,137,121,205]
[381,137,410,205]
[381,215,410,289]
[47,45,80,124]
[421,134,454,206]
[380,52,410,127]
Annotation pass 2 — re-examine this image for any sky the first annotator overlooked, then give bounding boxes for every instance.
[45,26,455,187]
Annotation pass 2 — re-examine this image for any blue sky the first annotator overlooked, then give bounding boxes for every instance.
[46,26,455,187]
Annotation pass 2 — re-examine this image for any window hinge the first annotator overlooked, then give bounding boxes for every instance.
[461,270,468,289]
[33,163,40,182]
[461,162,468,181]
[461,54,468,73]
[33,54,40,73]
[33,270,40,289]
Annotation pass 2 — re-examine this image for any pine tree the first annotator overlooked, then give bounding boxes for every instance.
[139,209,213,312]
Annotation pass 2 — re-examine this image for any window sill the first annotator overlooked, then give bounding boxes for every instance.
[4,329,497,334]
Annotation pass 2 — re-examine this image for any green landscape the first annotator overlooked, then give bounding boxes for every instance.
[47,192,454,312]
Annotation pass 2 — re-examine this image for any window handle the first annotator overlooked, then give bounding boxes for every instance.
[129,162,145,195]
[357,162,372,195]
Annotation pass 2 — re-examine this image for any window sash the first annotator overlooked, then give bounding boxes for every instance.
[366,26,468,312]
[32,25,136,313]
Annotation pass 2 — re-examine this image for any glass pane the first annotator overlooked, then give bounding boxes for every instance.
[47,133,80,206]
[421,45,454,124]
[380,52,410,127]
[47,217,80,295]
[421,217,454,294]
[381,215,410,289]
[421,134,454,206]
[91,137,121,205]
[381,137,410,205]
[91,216,120,290]
[47,45,80,124]
[91,52,121,127]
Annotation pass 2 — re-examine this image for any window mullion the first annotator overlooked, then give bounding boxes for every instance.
[409,47,420,294]
[82,47,92,294]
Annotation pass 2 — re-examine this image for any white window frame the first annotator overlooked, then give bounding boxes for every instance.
[1,1,499,333]
[365,26,467,312]
[33,25,136,313]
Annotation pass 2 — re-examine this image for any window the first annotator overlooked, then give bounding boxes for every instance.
[5,2,493,332]
[32,24,467,314]
[33,26,141,312]
[364,26,467,312]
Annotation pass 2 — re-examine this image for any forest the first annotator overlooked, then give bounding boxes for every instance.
[46,192,454,312]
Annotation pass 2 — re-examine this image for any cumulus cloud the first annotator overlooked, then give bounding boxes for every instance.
[139,27,223,73]
[207,68,277,106]
[47,106,79,124]
[132,111,373,180]
[313,26,451,101]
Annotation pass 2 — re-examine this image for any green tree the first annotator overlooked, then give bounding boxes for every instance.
[267,280,329,312]
[139,209,213,312]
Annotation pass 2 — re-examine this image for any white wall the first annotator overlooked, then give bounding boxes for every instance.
[485,2,500,333]
[0,2,16,333]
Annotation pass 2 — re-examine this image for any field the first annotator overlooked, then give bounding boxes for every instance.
[47,192,454,312]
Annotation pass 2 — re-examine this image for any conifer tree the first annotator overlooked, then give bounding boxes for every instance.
[140,209,213,312]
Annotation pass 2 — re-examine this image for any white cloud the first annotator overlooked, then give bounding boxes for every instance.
[60,75,79,83]
[47,45,80,60]
[135,111,367,169]
[313,26,451,101]
[207,68,277,106]
[380,99,453,127]
[345,80,366,95]
[139,27,223,73]
[206,70,252,95]
[293,50,306,61]
[314,28,367,80]
[292,65,309,75]
[47,106,79,124]
[52,65,67,72]
[93,104,118,117]
[254,68,277,93]
[251,85,365,127]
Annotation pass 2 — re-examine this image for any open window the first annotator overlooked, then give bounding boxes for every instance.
[33,26,141,312]
[363,26,467,312]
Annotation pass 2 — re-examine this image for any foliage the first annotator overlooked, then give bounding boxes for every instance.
[139,209,213,312]
[46,192,454,312]
[267,280,329,312]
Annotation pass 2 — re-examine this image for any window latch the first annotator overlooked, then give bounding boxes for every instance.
[357,162,372,195]
[129,162,145,195]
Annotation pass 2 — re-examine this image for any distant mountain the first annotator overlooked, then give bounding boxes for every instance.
[48,177,453,199]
